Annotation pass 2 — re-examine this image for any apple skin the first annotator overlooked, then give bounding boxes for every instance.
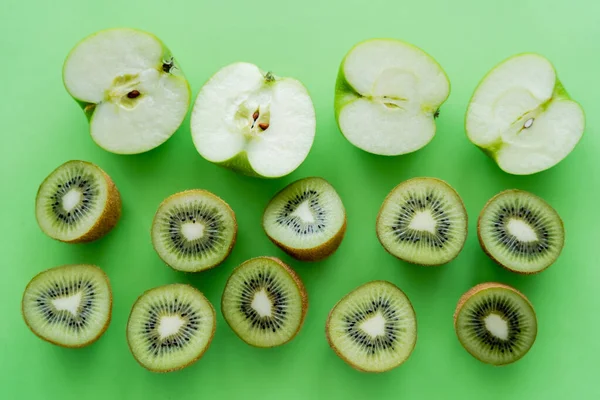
[333,38,451,156]
[465,54,585,175]
[62,28,191,151]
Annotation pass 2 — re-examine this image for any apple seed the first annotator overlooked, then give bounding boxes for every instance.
[127,90,141,99]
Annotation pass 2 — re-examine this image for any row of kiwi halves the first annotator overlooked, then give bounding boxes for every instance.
[24,159,564,371]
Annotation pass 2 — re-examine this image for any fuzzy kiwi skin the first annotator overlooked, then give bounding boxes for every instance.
[151,189,238,272]
[375,177,468,266]
[126,284,216,373]
[325,280,417,373]
[266,217,347,262]
[453,282,537,366]
[21,264,113,348]
[35,161,122,243]
[477,189,565,275]
[221,256,309,348]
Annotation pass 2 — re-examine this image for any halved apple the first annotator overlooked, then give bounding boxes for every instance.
[466,53,585,175]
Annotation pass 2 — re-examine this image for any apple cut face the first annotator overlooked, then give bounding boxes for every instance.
[466,54,585,175]
[63,28,191,154]
[191,63,316,178]
[335,39,450,156]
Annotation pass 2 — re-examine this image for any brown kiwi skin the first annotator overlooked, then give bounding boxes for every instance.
[453,282,537,366]
[151,189,238,272]
[21,264,113,348]
[477,189,565,275]
[325,280,417,373]
[35,160,122,243]
[262,177,346,262]
[221,256,309,348]
[266,217,347,262]
[375,177,468,266]
[126,284,216,373]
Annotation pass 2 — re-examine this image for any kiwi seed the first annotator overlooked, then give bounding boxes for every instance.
[21,264,113,348]
[35,160,121,243]
[454,282,537,366]
[478,189,565,274]
[263,177,346,261]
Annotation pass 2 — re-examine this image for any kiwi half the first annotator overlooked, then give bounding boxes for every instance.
[22,264,112,348]
[35,160,121,243]
[326,281,417,373]
[376,177,468,266]
[263,177,346,261]
[478,189,564,274]
[454,282,537,366]
[221,257,308,348]
[126,284,216,372]
[151,190,237,272]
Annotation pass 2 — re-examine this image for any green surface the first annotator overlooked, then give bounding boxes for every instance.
[1,0,598,398]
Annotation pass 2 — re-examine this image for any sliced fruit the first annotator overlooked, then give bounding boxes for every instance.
[334,38,450,155]
[191,62,316,178]
[466,53,585,175]
[35,160,121,243]
[478,189,564,274]
[376,177,467,265]
[326,281,417,372]
[221,257,308,347]
[262,177,346,261]
[22,264,112,348]
[454,282,537,365]
[151,190,237,273]
[126,284,216,372]
[63,28,191,154]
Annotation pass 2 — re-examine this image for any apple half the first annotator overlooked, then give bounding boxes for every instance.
[191,63,316,178]
[63,28,191,154]
[466,53,585,175]
[334,39,450,156]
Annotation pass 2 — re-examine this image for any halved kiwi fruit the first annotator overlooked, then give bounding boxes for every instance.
[454,282,537,366]
[126,284,216,372]
[35,160,121,243]
[478,189,564,274]
[263,177,346,261]
[326,281,417,373]
[151,190,237,272]
[376,177,468,265]
[221,257,308,348]
[22,264,112,348]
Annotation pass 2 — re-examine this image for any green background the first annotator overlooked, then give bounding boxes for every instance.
[1,0,598,398]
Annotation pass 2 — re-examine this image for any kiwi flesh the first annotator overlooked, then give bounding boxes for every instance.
[35,160,121,243]
[221,257,308,348]
[326,280,417,373]
[478,189,564,274]
[454,282,537,366]
[376,177,468,266]
[126,284,216,372]
[263,177,346,261]
[21,264,112,348]
[151,190,237,272]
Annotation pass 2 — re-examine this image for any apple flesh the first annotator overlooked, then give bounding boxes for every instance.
[466,53,585,175]
[63,28,191,154]
[190,63,316,178]
[334,39,450,156]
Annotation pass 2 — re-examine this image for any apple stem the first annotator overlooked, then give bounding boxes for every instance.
[127,90,141,99]
[265,72,275,82]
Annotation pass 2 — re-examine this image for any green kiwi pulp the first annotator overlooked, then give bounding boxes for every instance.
[478,190,564,274]
[263,177,346,261]
[21,264,112,348]
[326,281,417,372]
[454,283,537,366]
[151,190,237,272]
[221,257,308,348]
[35,160,121,243]
[126,284,216,372]
[376,177,468,266]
